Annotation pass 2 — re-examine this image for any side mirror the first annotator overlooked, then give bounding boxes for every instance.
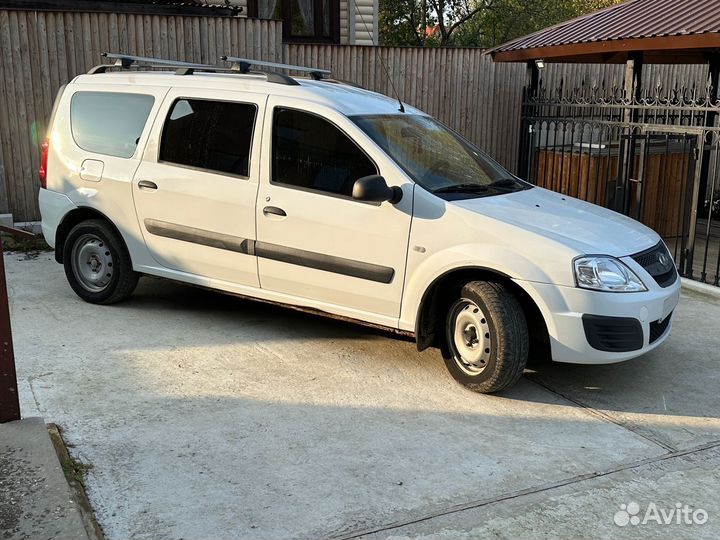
[352,175,403,204]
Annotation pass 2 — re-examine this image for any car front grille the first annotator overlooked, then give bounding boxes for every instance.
[631,242,678,288]
[649,311,673,343]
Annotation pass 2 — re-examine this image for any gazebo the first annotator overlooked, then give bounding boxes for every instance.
[489,0,720,98]
[487,0,720,286]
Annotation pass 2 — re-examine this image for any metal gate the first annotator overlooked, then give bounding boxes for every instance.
[519,81,720,286]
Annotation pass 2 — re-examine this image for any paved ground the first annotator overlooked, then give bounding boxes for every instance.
[7,252,720,540]
[0,418,91,540]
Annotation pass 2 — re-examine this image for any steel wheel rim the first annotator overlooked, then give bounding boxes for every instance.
[71,233,114,292]
[450,299,491,375]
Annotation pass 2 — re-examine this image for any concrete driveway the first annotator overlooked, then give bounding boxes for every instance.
[7,253,720,540]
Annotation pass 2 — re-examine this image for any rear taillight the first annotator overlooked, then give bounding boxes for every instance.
[39,138,49,189]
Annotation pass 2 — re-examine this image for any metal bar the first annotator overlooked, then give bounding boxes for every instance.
[559,120,569,194]
[584,121,593,203]
[102,52,214,68]
[674,134,689,265]
[550,118,559,192]
[634,132,650,222]
[714,209,720,286]
[518,83,537,180]
[526,121,537,183]
[0,236,20,424]
[0,225,34,238]
[614,129,627,212]
[678,135,691,272]
[700,134,720,282]
[685,135,705,277]
[520,101,720,114]
[91,52,300,86]
[603,125,615,207]
[524,116,712,134]
[221,55,331,77]
[540,120,551,187]
[592,126,605,206]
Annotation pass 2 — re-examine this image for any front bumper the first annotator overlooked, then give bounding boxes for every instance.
[518,273,681,364]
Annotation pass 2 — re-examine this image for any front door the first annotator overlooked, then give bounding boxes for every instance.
[133,89,267,286]
[255,98,413,325]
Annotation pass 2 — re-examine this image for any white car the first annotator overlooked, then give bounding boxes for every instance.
[38,54,680,393]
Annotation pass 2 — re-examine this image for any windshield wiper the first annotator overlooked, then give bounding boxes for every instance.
[487,178,521,190]
[432,183,490,194]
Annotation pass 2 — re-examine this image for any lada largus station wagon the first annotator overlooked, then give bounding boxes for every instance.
[39,54,681,393]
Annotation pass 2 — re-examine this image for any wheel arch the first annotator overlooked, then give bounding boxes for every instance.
[54,207,129,264]
[414,266,551,362]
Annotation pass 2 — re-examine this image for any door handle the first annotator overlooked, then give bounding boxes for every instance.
[138,180,158,191]
[263,206,287,217]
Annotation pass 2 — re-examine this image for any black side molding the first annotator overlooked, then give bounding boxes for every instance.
[144,219,253,255]
[255,242,394,284]
[143,219,394,283]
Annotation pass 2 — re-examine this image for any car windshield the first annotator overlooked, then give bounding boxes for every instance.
[351,114,530,198]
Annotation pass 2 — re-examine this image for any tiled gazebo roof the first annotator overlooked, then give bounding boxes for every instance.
[489,0,720,64]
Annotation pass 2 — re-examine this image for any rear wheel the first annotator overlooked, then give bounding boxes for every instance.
[63,219,138,304]
[442,281,528,393]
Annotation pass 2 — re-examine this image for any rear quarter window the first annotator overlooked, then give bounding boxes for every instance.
[70,91,155,158]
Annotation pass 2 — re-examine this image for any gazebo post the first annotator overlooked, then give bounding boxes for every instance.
[620,52,644,214]
[698,54,720,225]
[623,52,644,113]
[526,60,540,97]
[517,60,541,178]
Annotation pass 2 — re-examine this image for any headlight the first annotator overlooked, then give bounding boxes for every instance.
[573,256,647,292]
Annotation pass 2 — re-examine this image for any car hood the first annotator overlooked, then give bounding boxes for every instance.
[452,187,659,257]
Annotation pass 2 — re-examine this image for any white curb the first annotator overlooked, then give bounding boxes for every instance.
[681,277,720,299]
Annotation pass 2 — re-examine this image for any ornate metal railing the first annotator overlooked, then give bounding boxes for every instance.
[520,78,720,286]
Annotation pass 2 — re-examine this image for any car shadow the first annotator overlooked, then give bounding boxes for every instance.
[125,277,719,426]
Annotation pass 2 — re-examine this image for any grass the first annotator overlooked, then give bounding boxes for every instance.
[47,424,105,540]
[0,231,51,256]
[47,424,94,487]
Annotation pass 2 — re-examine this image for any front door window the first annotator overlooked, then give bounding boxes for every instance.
[271,108,377,197]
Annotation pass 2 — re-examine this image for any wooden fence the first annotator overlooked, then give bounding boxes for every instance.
[0,10,283,221]
[0,7,710,221]
[285,44,526,173]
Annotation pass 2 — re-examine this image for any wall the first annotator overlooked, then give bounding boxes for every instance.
[229,0,373,46]
[348,0,376,45]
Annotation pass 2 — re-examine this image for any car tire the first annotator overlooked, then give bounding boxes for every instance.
[442,280,528,393]
[63,219,139,304]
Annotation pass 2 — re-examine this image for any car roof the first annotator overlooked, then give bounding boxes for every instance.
[71,71,422,116]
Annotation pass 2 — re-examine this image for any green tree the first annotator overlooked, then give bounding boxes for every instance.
[378,0,428,46]
[379,0,620,47]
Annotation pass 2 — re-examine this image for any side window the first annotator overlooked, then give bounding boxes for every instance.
[272,108,377,197]
[159,99,256,177]
[70,92,155,158]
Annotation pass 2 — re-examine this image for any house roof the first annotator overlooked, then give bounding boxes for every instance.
[489,0,720,64]
[0,0,242,17]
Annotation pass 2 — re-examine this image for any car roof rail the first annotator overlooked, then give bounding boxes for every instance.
[88,53,216,74]
[88,52,302,86]
[221,56,331,81]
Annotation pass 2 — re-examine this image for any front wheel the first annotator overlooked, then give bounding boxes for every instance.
[443,281,528,393]
[63,219,139,304]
